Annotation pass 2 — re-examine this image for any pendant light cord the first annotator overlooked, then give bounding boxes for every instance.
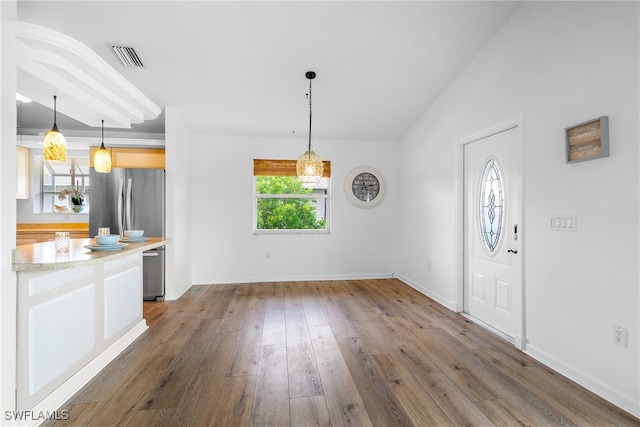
[307,78,313,154]
[53,95,58,128]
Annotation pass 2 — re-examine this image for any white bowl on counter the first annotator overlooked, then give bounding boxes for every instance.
[124,230,144,238]
[95,234,120,245]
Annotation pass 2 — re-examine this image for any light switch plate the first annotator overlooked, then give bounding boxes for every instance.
[549,214,577,232]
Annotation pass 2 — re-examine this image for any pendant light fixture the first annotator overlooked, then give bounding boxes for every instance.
[296,71,323,183]
[94,120,112,173]
[43,95,67,161]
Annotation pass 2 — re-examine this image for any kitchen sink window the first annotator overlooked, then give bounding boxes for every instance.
[41,157,90,213]
[254,159,330,234]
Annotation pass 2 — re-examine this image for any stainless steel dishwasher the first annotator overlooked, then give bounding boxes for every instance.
[143,246,165,301]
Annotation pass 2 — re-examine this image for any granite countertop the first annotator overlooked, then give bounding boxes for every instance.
[12,237,168,272]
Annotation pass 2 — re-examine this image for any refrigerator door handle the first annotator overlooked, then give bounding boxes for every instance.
[117,178,125,235]
[126,178,133,230]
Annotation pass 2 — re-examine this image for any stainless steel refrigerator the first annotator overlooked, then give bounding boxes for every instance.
[89,168,166,301]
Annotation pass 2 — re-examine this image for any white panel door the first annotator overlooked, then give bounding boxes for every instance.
[464,127,521,339]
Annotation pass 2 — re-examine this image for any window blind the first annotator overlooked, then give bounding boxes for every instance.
[253,159,331,177]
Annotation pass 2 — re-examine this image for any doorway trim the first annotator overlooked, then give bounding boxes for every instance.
[453,112,526,349]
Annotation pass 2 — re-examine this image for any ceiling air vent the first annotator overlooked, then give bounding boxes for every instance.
[110,45,145,68]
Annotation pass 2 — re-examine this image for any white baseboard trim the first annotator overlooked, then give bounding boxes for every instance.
[166,282,191,301]
[14,320,148,426]
[525,344,639,418]
[192,273,394,286]
[394,274,457,311]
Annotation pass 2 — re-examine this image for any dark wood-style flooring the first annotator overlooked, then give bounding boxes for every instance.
[45,279,639,426]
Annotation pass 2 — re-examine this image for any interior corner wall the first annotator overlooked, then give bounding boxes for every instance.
[164,106,192,300]
[398,1,639,417]
[189,135,400,285]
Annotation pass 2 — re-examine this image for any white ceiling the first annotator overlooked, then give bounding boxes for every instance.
[15,1,522,141]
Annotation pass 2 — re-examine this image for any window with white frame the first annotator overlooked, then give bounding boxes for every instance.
[254,159,330,233]
[41,157,90,213]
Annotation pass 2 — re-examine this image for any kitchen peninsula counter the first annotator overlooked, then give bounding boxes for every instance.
[13,237,168,413]
[12,237,167,272]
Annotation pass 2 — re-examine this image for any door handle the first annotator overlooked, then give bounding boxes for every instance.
[508,249,518,254]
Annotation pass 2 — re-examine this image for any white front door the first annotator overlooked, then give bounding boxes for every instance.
[463,126,522,342]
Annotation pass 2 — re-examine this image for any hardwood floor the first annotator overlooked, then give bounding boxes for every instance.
[45,279,639,426]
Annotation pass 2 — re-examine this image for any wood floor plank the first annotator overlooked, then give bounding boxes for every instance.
[384,315,499,402]
[289,396,331,427]
[420,372,496,426]
[168,331,238,425]
[314,282,359,339]
[252,344,290,427]
[283,281,305,316]
[81,355,175,425]
[482,345,639,426]
[139,317,221,410]
[473,398,538,427]
[252,281,283,312]
[336,337,413,427]
[372,352,454,426]
[126,407,177,426]
[67,316,181,404]
[309,324,373,427]
[417,325,576,425]
[200,284,239,320]
[285,314,323,398]
[43,279,639,427]
[298,283,329,326]
[226,308,264,377]
[148,309,209,357]
[208,374,255,427]
[261,293,286,346]
[482,347,627,426]
[41,401,105,427]
[348,303,398,354]
[222,284,263,329]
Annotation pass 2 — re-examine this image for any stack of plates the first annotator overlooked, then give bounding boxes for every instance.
[84,243,128,252]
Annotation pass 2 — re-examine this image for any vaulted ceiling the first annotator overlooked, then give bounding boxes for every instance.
[15,1,521,141]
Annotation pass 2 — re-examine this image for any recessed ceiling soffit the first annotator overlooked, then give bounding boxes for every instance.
[10,20,160,129]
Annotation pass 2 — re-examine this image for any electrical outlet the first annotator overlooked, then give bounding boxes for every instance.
[614,325,628,347]
[266,252,271,259]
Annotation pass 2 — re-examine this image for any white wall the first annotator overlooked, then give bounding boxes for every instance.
[398,1,639,417]
[190,135,399,284]
[1,0,18,415]
[164,107,192,299]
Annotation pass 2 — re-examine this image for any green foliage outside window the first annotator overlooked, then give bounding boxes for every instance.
[256,176,326,230]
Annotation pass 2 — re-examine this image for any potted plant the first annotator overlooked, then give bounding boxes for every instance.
[58,185,85,213]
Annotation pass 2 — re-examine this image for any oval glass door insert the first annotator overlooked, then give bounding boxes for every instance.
[479,159,504,254]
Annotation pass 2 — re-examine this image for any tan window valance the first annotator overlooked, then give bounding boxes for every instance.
[253,159,331,177]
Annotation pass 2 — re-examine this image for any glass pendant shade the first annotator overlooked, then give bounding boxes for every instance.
[94,142,111,173]
[297,71,323,184]
[94,120,111,173]
[43,95,67,161]
[43,125,67,161]
[296,149,323,183]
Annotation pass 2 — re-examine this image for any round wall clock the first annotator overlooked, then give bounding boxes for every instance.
[344,166,385,208]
